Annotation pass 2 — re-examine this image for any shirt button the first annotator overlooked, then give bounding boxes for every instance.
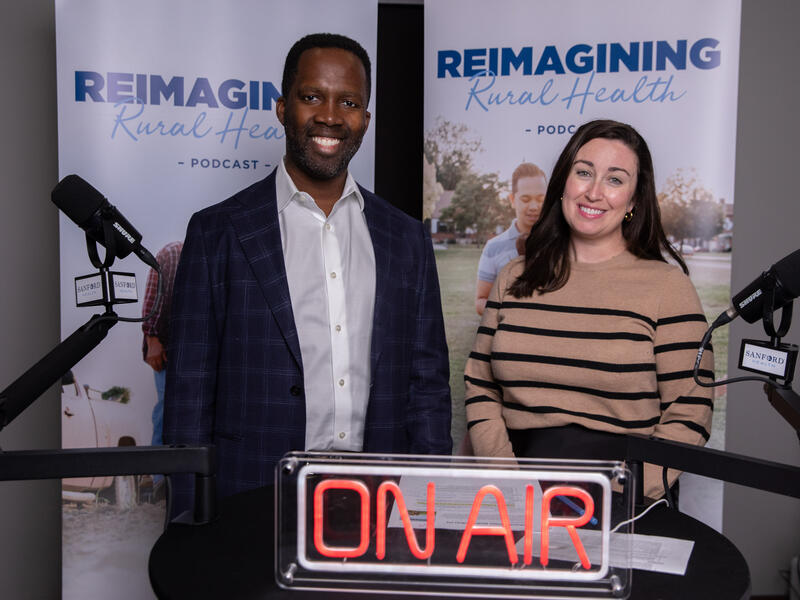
[335,324,342,332]
[338,432,346,440]
[330,272,337,279]
[289,385,302,396]
[325,223,332,231]
[338,379,345,387]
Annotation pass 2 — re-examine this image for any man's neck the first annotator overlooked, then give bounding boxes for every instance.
[283,160,347,217]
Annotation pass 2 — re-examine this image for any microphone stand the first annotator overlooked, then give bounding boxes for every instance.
[0,217,216,525]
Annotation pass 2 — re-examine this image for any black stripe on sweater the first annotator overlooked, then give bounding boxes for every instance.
[469,351,492,363]
[657,313,708,326]
[502,401,661,429]
[661,418,711,441]
[657,369,714,382]
[495,379,660,401]
[465,394,498,406]
[498,301,657,329]
[498,323,652,342]
[464,374,503,392]
[654,341,713,354]
[660,396,714,410]
[491,351,655,373]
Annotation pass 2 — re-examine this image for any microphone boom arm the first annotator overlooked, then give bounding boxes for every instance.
[0,312,117,431]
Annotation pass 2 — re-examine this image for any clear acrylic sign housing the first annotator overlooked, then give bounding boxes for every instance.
[276,452,634,599]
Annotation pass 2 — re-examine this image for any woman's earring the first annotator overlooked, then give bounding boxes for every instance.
[624,207,635,222]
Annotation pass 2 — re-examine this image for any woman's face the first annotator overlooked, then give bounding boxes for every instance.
[561,137,638,254]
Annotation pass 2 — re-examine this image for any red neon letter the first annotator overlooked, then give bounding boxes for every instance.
[540,486,594,569]
[523,484,535,565]
[376,481,435,560]
[313,479,370,558]
[456,485,518,565]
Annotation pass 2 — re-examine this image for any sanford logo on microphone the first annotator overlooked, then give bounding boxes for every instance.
[739,339,798,382]
[74,272,138,308]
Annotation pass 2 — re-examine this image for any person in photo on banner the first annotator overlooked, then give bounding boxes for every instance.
[142,241,184,448]
[475,162,547,316]
[165,33,451,517]
[464,120,715,499]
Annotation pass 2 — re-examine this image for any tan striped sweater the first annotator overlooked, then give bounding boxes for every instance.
[465,250,715,498]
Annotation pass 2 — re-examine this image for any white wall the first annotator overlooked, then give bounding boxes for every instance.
[722,0,800,595]
[0,2,62,599]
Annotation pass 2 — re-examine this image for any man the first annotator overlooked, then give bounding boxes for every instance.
[475,162,546,315]
[141,240,183,448]
[165,33,451,516]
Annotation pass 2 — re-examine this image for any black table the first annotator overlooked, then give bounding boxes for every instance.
[149,485,750,599]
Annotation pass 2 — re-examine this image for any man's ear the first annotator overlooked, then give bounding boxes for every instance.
[364,109,371,130]
[276,96,286,125]
[508,193,516,209]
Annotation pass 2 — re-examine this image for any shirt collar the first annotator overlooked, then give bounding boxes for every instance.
[276,157,364,213]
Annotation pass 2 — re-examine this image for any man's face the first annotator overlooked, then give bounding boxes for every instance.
[510,175,547,233]
[277,47,371,181]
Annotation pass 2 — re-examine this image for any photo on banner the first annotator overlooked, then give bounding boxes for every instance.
[54,1,377,598]
[424,0,741,457]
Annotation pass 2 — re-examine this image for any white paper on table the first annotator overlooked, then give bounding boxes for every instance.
[385,475,692,576]
[515,528,694,575]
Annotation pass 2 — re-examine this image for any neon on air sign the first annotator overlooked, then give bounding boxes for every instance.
[277,454,633,598]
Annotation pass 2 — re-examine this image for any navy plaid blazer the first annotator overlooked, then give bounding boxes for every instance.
[164,169,452,516]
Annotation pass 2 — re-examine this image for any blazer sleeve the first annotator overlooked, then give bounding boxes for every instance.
[405,226,453,455]
[164,213,220,515]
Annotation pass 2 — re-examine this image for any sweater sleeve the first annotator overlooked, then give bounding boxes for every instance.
[465,266,515,458]
[645,267,715,497]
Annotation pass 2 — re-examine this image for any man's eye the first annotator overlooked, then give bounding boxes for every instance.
[342,99,358,108]
[302,94,318,102]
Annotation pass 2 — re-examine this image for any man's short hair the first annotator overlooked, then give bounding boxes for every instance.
[282,33,372,103]
[511,162,546,193]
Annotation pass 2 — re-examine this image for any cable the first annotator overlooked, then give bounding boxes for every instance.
[119,266,163,323]
[693,316,786,389]
[661,466,674,510]
[87,267,163,325]
[610,498,668,533]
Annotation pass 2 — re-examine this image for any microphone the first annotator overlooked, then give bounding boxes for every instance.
[52,174,159,270]
[714,249,800,326]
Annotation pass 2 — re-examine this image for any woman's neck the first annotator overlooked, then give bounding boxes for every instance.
[569,236,627,264]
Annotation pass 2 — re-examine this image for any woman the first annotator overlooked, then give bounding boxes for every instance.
[464,120,715,499]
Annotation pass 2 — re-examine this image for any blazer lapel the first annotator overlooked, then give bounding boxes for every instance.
[362,190,391,376]
[228,171,303,372]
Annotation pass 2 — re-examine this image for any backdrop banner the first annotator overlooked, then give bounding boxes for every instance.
[424,0,740,487]
[55,1,377,598]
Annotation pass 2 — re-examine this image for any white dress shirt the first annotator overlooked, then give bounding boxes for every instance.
[276,159,376,451]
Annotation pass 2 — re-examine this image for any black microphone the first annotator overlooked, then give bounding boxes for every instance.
[51,174,159,270]
[714,249,800,326]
